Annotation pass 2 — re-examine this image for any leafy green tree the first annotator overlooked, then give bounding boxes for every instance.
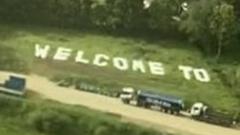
[179,0,218,53]
[209,2,236,59]
[104,0,145,30]
[147,0,180,34]
[180,0,237,59]
[228,0,240,17]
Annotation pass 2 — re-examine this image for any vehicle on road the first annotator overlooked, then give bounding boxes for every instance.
[120,87,237,127]
[120,87,184,114]
[190,102,235,127]
[0,75,26,96]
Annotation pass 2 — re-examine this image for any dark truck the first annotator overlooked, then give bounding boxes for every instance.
[120,88,184,114]
[0,75,26,96]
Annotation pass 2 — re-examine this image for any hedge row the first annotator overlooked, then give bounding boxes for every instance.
[52,74,122,97]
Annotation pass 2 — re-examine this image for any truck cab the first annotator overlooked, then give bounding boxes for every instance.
[190,102,208,117]
[0,75,26,96]
[120,87,135,104]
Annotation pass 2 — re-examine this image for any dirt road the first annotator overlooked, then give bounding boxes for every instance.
[0,71,240,135]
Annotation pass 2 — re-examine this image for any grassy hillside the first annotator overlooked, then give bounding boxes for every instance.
[0,93,170,135]
[0,122,43,135]
[0,23,239,115]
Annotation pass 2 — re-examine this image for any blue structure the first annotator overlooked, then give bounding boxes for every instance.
[4,76,26,91]
[0,75,26,96]
[137,90,184,113]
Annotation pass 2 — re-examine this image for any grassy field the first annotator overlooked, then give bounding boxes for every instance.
[0,23,239,115]
[0,94,168,135]
[0,121,43,135]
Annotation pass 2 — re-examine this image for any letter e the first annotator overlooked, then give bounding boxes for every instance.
[53,47,72,61]
[149,62,165,75]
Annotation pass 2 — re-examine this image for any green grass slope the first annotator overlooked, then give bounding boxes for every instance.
[0,23,239,115]
[0,94,168,135]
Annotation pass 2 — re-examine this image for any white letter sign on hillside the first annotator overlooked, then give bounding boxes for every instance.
[113,57,129,71]
[132,60,146,73]
[178,65,193,80]
[53,47,72,61]
[75,51,89,64]
[149,62,165,76]
[34,44,211,83]
[193,69,211,82]
[35,44,50,59]
[93,54,110,67]
[179,65,211,82]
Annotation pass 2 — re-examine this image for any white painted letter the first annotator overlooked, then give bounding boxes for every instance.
[194,69,210,82]
[113,57,129,71]
[132,60,146,73]
[178,65,193,80]
[93,54,109,67]
[53,47,72,61]
[75,51,89,64]
[149,61,165,75]
[35,44,50,59]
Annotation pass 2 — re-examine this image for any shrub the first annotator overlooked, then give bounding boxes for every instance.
[28,109,76,135]
[0,95,166,135]
[94,125,110,135]
[0,95,26,116]
[213,65,240,99]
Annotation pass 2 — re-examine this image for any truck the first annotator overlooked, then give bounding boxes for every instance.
[120,87,237,127]
[120,87,184,114]
[190,102,235,127]
[0,75,26,96]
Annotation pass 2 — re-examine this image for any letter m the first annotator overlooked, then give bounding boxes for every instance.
[35,44,50,59]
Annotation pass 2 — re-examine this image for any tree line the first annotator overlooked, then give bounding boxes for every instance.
[0,0,239,59]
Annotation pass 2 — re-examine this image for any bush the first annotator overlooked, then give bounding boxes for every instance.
[213,65,240,99]
[0,95,26,116]
[215,66,240,88]
[0,94,169,135]
[94,125,110,135]
[28,109,76,135]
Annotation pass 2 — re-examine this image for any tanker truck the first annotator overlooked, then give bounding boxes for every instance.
[120,87,236,127]
[120,87,185,114]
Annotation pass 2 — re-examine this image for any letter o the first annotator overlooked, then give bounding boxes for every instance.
[193,69,210,82]
[113,57,129,71]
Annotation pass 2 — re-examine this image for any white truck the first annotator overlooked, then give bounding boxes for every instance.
[190,102,234,127]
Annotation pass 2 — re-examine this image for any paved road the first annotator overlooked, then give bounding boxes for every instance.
[1,71,240,135]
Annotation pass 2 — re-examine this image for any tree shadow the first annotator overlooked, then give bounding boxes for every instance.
[219,44,240,65]
[0,23,21,41]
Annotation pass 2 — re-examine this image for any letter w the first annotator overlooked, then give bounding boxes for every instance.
[35,44,50,59]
